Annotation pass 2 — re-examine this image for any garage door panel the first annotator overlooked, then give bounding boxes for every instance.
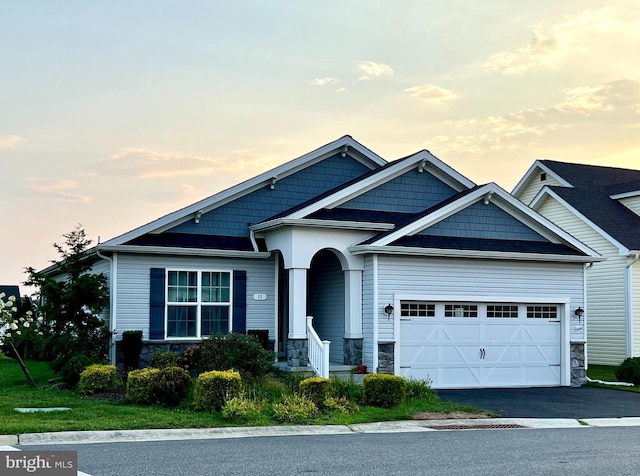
[523,344,560,363]
[483,345,521,363]
[401,344,438,364]
[441,345,480,364]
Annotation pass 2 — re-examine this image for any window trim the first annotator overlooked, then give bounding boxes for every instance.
[165,269,233,339]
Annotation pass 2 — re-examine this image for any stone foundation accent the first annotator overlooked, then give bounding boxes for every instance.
[377,342,395,374]
[287,339,309,367]
[343,338,363,366]
[115,341,199,372]
[571,342,586,387]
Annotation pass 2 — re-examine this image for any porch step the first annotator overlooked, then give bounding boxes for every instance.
[274,362,367,383]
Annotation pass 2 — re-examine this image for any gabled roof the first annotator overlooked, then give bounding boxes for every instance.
[523,160,640,252]
[102,136,387,247]
[351,182,599,262]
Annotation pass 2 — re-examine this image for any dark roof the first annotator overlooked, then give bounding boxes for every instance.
[382,235,583,255]
[541,160,640,250]
[127,233,266,252]
[0,285,21,302]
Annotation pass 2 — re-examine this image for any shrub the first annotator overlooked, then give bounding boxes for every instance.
[191,333,275,378]
[60,354,94,388]
[126,368,160,404]
[150,349,179,369]
[121,330,143,371]
[406,378,437,401]
[178,344,200,374]
[151,366,192,407]
[78,364,121,395]
[331,375,364,402]
[272,394,318,423]
[323,397,359,414]
[221,397,264,421]
[615,357,640,385]
[363,374,407,408]
[192,370,242,412]
[299,377,333,408]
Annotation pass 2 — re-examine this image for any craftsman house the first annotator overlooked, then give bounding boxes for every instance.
[78,136,599,388]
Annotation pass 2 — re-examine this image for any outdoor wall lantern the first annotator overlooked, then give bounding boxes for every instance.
[384,304,394,319]
[574,307,584,322]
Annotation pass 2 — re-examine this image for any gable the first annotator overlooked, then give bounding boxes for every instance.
[513,163,569,205]
[337,168,458,213]
[618,195,640,217]
[415,201,547,242]
[161,152,372,239]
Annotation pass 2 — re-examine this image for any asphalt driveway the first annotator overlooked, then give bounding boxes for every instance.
[437,386,640,419]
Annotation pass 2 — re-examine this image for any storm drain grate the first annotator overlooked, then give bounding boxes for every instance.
[424,423,527,430]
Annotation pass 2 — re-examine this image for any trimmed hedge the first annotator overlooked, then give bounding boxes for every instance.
[299,377,333,408]
[615,357,640,385]
[193,370,242,412]
[150,350,179,369]
[363,374,407,408]
[126,368,160,404]
[78,364,121,395]
[152,366,192,407]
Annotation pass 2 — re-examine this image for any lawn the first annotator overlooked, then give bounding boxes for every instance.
[586,364,640,393]
[0,355,483,435]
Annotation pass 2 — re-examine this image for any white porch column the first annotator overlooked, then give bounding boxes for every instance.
[288,268,308,339]
[344,269,363,338]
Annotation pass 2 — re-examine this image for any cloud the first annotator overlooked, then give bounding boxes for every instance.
[556,79,640,114]
[0,135,26,150]
[404,84,459,104]
[143,184,207,206]
[354,60,394,81]
[24,178,91,203]
[481,8,628,75]
[308,77,339,86]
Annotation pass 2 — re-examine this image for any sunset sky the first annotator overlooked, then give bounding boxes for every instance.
[2,1,639,290]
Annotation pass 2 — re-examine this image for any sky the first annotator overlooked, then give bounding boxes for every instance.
[2,1,640,290]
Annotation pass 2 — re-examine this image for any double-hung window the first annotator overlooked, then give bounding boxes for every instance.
[166,270,231,338]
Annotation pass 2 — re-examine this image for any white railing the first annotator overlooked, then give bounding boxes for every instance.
[306,316,330,379]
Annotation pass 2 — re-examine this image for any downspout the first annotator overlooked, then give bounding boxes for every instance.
[626,253,640,358]
[250,229,260,253]
[372,255,379,373]
[96,247,117,365]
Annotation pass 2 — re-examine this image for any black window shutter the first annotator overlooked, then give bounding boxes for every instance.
[232,270,247,334]
[149,268,166,340]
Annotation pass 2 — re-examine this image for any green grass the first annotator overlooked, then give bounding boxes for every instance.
[586,364,640,393]
[0,355,484,435]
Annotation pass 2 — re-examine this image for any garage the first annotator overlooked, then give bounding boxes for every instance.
[398,301,562,388]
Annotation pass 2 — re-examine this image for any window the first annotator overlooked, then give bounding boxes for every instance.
[401,302,435,317]
[487,305,518,318]
[527,305,558,319]
[166,270,231,338]
[445,304,478,318]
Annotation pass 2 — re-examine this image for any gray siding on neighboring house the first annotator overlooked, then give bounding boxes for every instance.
[537,197,627,365]
[338,169,457,213]
[114,253,276,341]
[619,196,640,216]
[375,255,585,342]
[90,258,112,326]
[417,201,547,241]
[517,172,565,206]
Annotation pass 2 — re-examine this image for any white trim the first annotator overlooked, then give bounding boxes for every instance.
[610,190,640,200]
[287,150,475,220]
[372,255,379,373]
[103,136,387,246]
[584,262,589,370]
[530,187,631,255]
[512,160,573,196]
[626,253,640,357]
[251,218,394,233]
[98,244,270,259]
[273,253,280,360]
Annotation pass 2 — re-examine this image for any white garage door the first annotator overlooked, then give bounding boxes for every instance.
[399,302,561,388]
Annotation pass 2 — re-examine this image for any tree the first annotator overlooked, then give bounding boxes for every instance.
[25,225,111,383]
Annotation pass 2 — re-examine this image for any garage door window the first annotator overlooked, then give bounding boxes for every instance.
[445,304,477,318]
[401,302,435,317]
[486,305,518,318]
[527,305,558,319]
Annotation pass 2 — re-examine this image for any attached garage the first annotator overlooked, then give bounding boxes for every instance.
[397,300,565,388]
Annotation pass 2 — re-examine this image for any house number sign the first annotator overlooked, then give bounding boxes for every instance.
[253,293,267,301]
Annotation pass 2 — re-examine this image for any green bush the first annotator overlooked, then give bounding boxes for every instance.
[221,397,264,421]
[272,394,318,423]
[78,364,121,395]
[615,357,640,385]
[331,375,364,402]
[150,350,179,369]
[192,370,242,412]
[190,333,275,378]
[323,396,359,414]
[151,366,192,407]
[406,378,437,401]
[60,354,94,388]
[363,374,407,408]
[126,368,160,404]
[299,377,333,408]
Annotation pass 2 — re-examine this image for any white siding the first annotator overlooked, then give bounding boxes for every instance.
[376,255,584,342]
[633,260,640,357]
[619,196,640,217]
[538,197,628,365]
[516,171,565,206]
[90,258,111,326]
[114,253,276,340]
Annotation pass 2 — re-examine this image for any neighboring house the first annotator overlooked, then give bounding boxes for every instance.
[0,285,21,302]
[47,136,600,388]
[513,160,640,366]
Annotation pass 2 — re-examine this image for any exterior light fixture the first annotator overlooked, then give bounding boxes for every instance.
[384,304,394,318]
[574,307,584,322]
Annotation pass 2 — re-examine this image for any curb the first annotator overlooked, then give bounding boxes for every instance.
[0,435,18,446]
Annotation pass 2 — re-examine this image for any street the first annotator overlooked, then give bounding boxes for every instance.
[25,426,640,475]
